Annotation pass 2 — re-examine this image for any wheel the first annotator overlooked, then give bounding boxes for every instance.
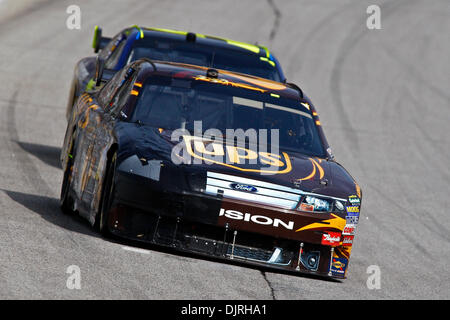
[65,79,77,120]
[60,137,76,214]
[97,151,117,235]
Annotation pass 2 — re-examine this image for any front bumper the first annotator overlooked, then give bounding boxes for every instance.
[109,165,351,279]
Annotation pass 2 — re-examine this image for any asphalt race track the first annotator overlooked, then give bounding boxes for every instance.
[0,0,448,299]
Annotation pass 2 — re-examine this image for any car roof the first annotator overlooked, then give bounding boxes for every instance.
[143,27,269,55]
[133,59,301,101]
[115,25,285,81]
[124,25,277,60]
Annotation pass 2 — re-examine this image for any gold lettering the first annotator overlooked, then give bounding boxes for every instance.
[226,146,258,164]
[194,140,224,156]
[259,152,284,167]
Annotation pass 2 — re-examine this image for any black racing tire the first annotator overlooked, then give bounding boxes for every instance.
[97,151,117,236]
[60,137,76,214]
[66,79,78,120]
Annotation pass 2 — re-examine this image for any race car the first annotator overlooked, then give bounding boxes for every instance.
[60,59,362,279]
[66,25,285,119]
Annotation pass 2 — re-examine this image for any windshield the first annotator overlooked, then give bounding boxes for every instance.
[126,38,282,82]
[129,76,325,157]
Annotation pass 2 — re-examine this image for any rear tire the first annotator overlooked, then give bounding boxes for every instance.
[60,137,76,214]
[66,80,75,118]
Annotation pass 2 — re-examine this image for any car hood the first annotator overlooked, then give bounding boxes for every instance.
[115,123,359,200]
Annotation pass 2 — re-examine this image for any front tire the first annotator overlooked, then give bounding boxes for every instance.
[97,152,117,235]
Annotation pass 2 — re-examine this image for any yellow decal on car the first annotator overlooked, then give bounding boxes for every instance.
[79,105,99,129]
[295,214,346,233]
[193,75,267,93]
[182,135,292,174]
[296,158,324,181]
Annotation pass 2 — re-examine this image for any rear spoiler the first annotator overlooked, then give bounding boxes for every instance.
[92,26,111,53]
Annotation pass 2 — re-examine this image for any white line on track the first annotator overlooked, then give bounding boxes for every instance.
[122,246,151,255]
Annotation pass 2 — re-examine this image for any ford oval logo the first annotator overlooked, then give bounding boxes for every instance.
[230,183,258,193]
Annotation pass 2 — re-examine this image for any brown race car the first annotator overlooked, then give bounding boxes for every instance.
[60,59,362,279]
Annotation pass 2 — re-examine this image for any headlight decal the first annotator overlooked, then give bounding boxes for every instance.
[304,196,330,212]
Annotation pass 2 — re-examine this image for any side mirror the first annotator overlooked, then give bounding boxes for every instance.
[92,26,111,53]
[94,56,105,86]
[94,56,116,86]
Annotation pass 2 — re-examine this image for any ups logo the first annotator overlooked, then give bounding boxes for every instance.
[176,135,292,174]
